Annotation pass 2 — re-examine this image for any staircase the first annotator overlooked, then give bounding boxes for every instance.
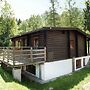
[22,70,45,84]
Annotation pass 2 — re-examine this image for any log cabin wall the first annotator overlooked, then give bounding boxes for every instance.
[12,31,45,48]
[46,30,68,62]
[46,30,86,62]
[30,31,45,48]
[11,28,87,62]
[12,36,27,47]
[78,33,86,56]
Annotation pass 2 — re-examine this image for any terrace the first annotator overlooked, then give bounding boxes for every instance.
[0,47,46,67]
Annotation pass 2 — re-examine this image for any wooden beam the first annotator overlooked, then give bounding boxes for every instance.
[27,35,30,46]
[7,47,9,63]
[29,35,32,47]
[44,31,47,61]
[30,47,33,62]
[67,31,70,58]
[75,31,78,57]
[44,30,47,47]
[3,47,4,61]
[13,47,15,66]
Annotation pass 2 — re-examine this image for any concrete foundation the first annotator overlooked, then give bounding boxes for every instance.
[12,67,21,82]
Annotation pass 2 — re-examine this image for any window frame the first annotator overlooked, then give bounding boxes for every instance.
[76,59,81,69]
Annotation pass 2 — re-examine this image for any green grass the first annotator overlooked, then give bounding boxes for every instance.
[0,67,90,90]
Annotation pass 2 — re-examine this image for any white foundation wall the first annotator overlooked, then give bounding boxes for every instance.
[41,59,72,81]
[40,56,90,81]
[85,56,90,65]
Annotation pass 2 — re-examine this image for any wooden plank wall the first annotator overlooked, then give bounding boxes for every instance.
[78,34,85,56]
[12,32,45,48]
[30,32,45,48]
[46,30,68,62]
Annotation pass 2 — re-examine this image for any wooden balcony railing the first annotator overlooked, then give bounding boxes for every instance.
[0,47,46,67]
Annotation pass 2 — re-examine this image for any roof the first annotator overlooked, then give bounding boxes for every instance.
[11,27,87,39]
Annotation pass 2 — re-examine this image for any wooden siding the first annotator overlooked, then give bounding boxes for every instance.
[30,32,45,48]
[78,34,85,56]
[46,30,68,61]
[12,36,27,46]
[12,31,45,48]
[11,29,87,62]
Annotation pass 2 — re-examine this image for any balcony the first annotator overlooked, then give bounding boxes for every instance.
[0,47,46,67]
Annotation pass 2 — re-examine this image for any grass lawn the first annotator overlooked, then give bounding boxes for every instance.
[0,66,90,90]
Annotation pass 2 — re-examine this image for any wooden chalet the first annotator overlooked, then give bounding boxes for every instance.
[11,27,87,61]
[0,27,90,83]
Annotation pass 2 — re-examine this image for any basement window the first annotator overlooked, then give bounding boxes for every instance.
[76,59,81,69]
[83,58,85,66]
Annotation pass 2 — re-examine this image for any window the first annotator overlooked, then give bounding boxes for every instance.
[83,58,85,66]
[15,40,21,48]
[15,41,18,47]
[70,40,74,49]
[18,41,21,48]
[33,37,39,48]
[76,59,81,69]
[25,39,27,46]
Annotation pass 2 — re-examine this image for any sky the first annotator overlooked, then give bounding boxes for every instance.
[6,0,85,20]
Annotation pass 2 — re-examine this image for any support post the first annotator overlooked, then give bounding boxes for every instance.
[30,47,33,62]
[20,48,22,61]
[85,37,87,56]
[67,31,70,58]
[12,67,21,82]
[22,65,26,71]
[13,47,15,66]
[75,31,78,57]
[7,47,9,63]
[72,57,75,72]
[88,39,89,54]
[3,47,4,61]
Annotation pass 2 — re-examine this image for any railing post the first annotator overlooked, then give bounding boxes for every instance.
[20,47,22,61]
[30,47,33,62]
[3,47,5,61]
[13,47,15,66]
[7,47,9,63]
[3,47,4,61]
[44,47,46,61]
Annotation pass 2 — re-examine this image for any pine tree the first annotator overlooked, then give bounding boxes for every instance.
[84,0,90,32]
[49,0,59,27]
